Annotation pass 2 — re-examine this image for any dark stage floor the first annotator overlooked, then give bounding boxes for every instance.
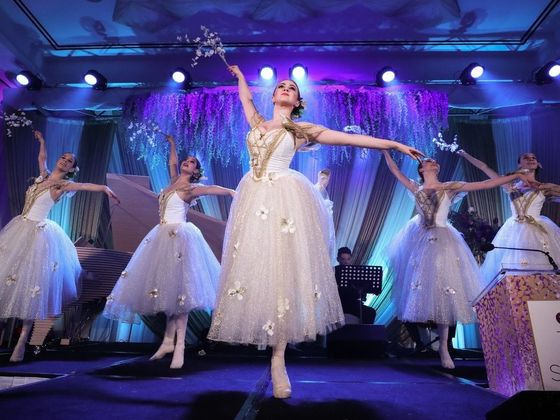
[0,345,507,419]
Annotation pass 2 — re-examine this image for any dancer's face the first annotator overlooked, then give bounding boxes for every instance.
[273,80,300,108]
[181,156,200,178]
[318,172,330,188]
[56,153,76,173]
[518,153,539,171]
[420,158,440,174]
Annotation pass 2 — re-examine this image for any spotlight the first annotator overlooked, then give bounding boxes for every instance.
[290,64,307,81]
[376,66,397,86]
[459,63,484,85]
[259,66,276,81]
[171,67,192,88]
[534,61,560,85]
[16,71,42,90]
[84,70,107,90]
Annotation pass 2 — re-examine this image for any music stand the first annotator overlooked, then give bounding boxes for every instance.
[335,265,382,322]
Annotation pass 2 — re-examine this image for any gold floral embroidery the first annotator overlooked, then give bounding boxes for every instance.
[247,128,286,180]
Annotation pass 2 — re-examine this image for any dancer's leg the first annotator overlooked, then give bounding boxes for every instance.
[9,319,33,362]
[170,313,187,369]
[271,341,291,398]
[437,323,455,369]
[149,315,177,361]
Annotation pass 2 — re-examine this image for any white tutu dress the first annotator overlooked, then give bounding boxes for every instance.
[0,179,81,320]
[208,120,344,347]
[387,182,482,325]
[103,189,220,323]
[481,182,560,280]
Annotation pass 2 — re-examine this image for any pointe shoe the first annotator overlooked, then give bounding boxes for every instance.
[271,357,291,399]
[149,340,175,361]
[9,344,26,363]
[170,344,185,369]
[439,350,455,369]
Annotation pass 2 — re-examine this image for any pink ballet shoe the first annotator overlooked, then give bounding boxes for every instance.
[170,344,185,369]
[271,356,291,399]
[439,349,455,369]
[149,340,174,361]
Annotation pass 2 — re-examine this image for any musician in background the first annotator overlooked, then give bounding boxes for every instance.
[334,247,376,324]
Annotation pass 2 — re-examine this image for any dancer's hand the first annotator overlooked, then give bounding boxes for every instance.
[34,130,44,142]
[228,65,243,79]
[395,143,424,160]
[165,134,175,144]
[104,186,120,204]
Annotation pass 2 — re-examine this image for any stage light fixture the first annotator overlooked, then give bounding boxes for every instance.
[16,71,42,90]
[84,70,107,90]
[459,63,484,85]
[259,66,276,81]
[171,67,192,89]
[534,61,560,85]
[290,64,307,81]
[376,66,397,86]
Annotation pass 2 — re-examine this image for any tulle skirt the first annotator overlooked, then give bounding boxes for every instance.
[481,216,560,282]
[0,216,81,320]
[103,221,220,323]
[387,215,483,325]
[208,170,344,346]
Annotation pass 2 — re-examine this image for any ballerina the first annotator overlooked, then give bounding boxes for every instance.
[0,130,119,362]
[314,169,337,265]
[383,151,529,368]
[103,134,234,369]
[207,65,423,398]
[457,150,560,279]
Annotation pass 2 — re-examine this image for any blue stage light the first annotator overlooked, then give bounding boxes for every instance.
[290,64,307,81]
[84,70,107,90]
[259,66,276,81]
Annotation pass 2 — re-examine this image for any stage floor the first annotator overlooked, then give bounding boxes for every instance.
[0,346,505,419]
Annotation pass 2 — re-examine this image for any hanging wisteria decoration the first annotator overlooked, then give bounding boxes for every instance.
[343,125,369,159]
[126,120,167,167]
[432,131,460,152]
[121,84,448,166]
[177,25,229,68]
[3,110,34,138]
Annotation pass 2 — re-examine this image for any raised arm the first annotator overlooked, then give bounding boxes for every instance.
[166,134,179,180]
[456,173,527,192]
[456,149,499,179]
[228,65,262,127]
[34,130,48,175]
[313,129,423,159]
[61,182,120,203]
[382,150,418,192]
[190,185,236,198]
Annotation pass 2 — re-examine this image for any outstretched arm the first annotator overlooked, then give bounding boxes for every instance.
[314,129,423,159]
[382,150,418,192]
[166,134,179,180]
[34,130,48,175]
[457,173,528,192]
[228,65,262,127]
[190,185,235,198]
[456,149,499,179]
[538,182,560,201]
[62,183,120,203]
